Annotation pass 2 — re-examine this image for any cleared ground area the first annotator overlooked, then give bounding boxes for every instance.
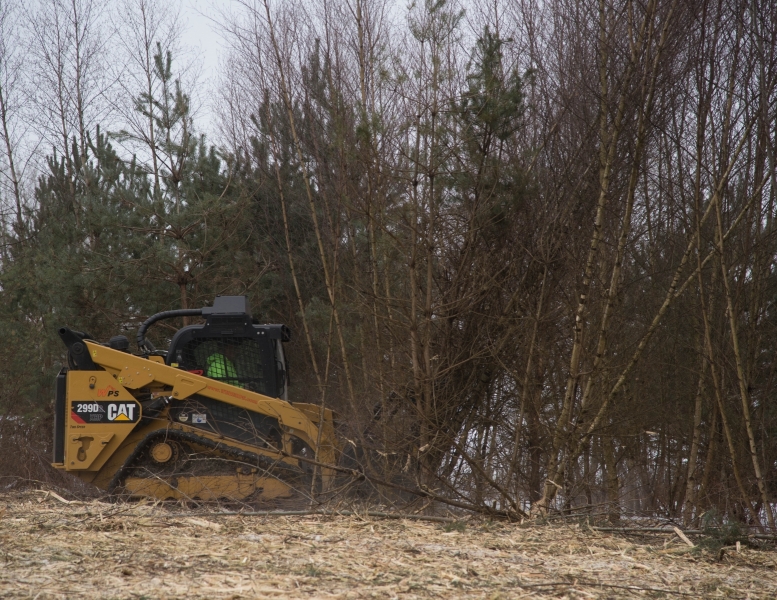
[0,491,775,599]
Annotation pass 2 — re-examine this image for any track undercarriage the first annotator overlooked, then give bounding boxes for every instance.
[115,433,299,502]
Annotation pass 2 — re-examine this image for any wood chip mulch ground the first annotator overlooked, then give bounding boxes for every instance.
[1,491,775,598]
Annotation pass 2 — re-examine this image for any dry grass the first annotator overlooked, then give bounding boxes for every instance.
[0,490,775,599]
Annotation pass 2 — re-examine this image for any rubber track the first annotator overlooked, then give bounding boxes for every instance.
[108,427,305,493]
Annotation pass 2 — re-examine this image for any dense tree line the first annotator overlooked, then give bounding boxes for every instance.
[1,0,776,528]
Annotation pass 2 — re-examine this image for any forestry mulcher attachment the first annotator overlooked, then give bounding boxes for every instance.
[52,296,340,503]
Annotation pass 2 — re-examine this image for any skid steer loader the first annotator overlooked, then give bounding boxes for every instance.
[52,296,340,503]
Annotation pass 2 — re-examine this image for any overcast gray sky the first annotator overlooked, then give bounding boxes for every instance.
[180,0,226,138]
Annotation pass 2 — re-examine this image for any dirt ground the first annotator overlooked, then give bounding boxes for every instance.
[0,491,775,599]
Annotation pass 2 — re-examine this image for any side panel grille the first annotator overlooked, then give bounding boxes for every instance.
[169,394,282,449]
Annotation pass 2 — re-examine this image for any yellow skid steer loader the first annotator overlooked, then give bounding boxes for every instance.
[52,296,339,503]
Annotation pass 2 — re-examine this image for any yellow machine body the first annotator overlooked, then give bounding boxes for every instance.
[53,340,339,502]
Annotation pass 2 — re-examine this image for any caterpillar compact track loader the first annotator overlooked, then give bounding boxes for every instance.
[52,296,340,503]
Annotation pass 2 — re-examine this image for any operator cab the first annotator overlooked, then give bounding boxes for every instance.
[140,296,290,400]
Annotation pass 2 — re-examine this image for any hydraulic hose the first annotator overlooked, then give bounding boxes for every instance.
[136,308,203,351]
